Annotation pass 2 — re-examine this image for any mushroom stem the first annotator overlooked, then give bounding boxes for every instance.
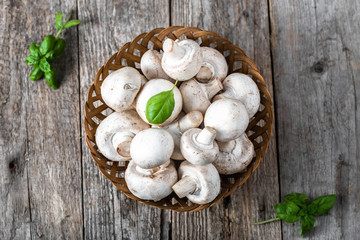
[196,126,217,145]
[172,175,197,198]
[112,132,135,158]
[178,111,203,133]
[163,39,186,60]
[196,65,213,83]
[201,78,223,99]
[217,140,236,153]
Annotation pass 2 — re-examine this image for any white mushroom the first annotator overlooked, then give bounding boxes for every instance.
[172,161,220,204]
[161,39,203,81]
[213,73,260,118]
[163,111,203,160]
[213,133,255,175]
[95,110,150,161]
[180,127,219,165]
[130,128,174,169]
[136,79,182,126]
[204,98,249,142]
[140,50,173,81]
[195,47,228,83]
[125,160,178,201]
[101,67,146,112]
[179,78,223,114]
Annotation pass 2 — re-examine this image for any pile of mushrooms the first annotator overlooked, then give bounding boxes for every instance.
[95,38,260,204]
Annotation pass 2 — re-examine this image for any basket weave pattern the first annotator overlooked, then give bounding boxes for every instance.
[84,26,273,212]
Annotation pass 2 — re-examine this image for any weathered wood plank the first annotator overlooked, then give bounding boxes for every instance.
[271,0,360,239]
[171,0,281,239]
[77,1,170,239]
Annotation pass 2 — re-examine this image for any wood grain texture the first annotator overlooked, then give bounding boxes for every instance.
[171,0,281,239]
[77,0,170,239]
[271,0,360,239]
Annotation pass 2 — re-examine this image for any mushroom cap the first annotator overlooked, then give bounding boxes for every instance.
[215,73,260,118]
[196,47,228,82]
[213,133,255,175]
[179,78,223,114]
[101,67,146,112]
[177,161,220,204]
[140,50,173,81]
[130,128,174,169]
[180,127,219,165]
[125,160,178,201]
[95,110,150,161]
[135,79,183,126]
[161,39,203,80]
[204,98,249,142]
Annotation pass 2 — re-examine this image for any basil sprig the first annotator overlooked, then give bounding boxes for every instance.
[253,193,336,236]
[25,12,80,89]
[145,79,178,124]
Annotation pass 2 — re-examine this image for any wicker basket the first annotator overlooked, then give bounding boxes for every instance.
[84,26,273,212]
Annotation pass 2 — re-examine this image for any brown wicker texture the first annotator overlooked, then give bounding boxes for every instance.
[84,26,273,212]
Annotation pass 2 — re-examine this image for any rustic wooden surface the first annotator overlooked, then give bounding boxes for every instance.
[0,0,358,239]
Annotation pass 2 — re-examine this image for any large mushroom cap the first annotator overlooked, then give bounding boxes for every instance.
[213,133,255,175]
[204,98,249,142]
[95,110,150,161]
[130,128,174,169]
[101,67,146,112]
[196,47,228,83]
[135,79,183,126]
[140,50,173,81]
[125,160,178,201]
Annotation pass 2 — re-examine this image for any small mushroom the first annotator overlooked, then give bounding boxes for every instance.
[136,79,183,126]
[140,50,173,81]
[95,110,150,161]
[195,47,228,83]
[179,78,223,114]
[204,98,249,142]
[180,126,219,165]
[130,128,174,169]
[172,161,220,204]
[101,67,146,112]
[213,133,255,175]
[161,39,203,81]
[213,73,260,118]
[163,111,204,160]
[125,160,178,201]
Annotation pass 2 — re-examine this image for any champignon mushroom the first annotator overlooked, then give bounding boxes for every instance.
[163,111,203,160]
[125,160,178,201]
[204,98,249,142]
[161,39,203,81]
[180,126,219,165]
[140,50,173,81]
[213,73,260,118]
[95,110,150,161]
[130,128,174,169]
[101,67,146,112]
[135,79,183,126]
[195,47,228,83]
[179,78,223,114]
[172,161,220,204]
[212,133,255,175]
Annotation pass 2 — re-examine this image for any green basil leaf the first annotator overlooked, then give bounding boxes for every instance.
[64,19,81,29]
[39,58,51,72]
[306,194,336,216]
[40,35,56,55]
[274,202,301,223]
[55,12,63,30]
[53,38,66,58]
[300,215,315,236]
[29,42,41,58]
[26,55,39,66]
[44,50,54,62]
[284,193,309,208]
[29,65,44,81]
[45,67,58,89]
[146,90,175,124]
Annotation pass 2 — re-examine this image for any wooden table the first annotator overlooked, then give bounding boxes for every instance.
[1,0,359,239]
